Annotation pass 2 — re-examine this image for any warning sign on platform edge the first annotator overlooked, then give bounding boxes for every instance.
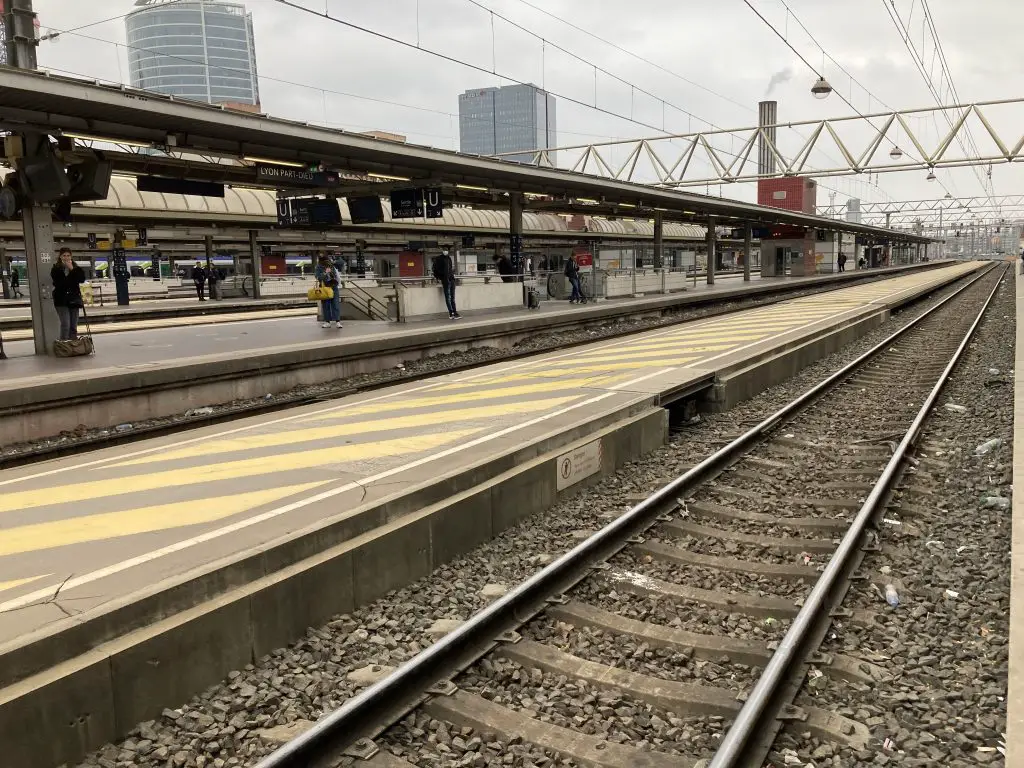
[555,439,603,492]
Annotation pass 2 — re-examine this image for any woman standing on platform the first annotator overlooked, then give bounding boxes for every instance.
[315,254,342,329]
[51,247,86,340]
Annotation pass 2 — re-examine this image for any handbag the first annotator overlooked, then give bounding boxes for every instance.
[307,283,334,301]
[53,303,95,357]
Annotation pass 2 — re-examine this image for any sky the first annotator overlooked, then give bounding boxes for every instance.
[28,0,1024,222]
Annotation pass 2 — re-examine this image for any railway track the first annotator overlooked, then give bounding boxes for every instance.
[244,263,1004,768]
[0,268,952,471]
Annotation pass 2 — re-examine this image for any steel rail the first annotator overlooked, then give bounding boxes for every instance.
[708,263,1008,768]
[0,270,915,471]
[255,264,998,768]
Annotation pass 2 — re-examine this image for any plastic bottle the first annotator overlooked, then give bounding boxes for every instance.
[884,584,900,607]
[983,496,1010,510]
[975,438,1003,456]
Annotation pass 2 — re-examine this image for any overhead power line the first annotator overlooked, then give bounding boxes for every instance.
[880,0,992,199]
[741,0,953,200]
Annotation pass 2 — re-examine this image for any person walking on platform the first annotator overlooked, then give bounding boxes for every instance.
[837,252,847,273]
[315,254,343,329]
[192,262,207,301]
[51,247,86,341]
[10,268,21,298]
[493,254,516,284]
[564,254,584,304]
[433,249,461,319]
[207,263,220,300]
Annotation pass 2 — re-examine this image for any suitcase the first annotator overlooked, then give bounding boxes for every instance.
[527,287,540,310]
[53,304,95,357]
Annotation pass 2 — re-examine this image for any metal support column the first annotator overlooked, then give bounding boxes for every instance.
[653,211,664,268]
[0,242,9,299]
[248,230,263,299]
[743,224,752,282]
[112,229,130,305]
[509,193,525,305]
[204,235,215,300]
[706,217,717,286]
[23,204,60,353]
[6,1,60,352]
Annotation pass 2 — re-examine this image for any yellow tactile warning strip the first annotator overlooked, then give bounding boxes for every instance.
[2,307,314,340]
[0,263,979,616]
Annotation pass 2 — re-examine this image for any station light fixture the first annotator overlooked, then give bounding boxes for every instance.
[241,156,304,168]
[926,169,937,181]
[63,132,153,149]
[367,172,411,182]
[889,146,903,160]
[455,184,488,192]
[810,76,833,99]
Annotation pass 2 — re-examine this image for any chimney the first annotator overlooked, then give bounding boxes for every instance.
[758,101,778,176]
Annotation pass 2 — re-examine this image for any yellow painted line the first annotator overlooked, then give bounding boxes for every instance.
[462,372,627,388]
[504,360,694,376]
[117,397,578,466]
[548,348,712,365]
[616,331,768,348]
[566,344,738,363]
[0,430,480,514]
[306,379,608,419]
[0,574,51,593]
[0,483,328,557]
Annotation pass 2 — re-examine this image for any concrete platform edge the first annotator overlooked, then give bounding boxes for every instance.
[0,407,668,768]
[1007,266,1024,767]
[709,264,980,409]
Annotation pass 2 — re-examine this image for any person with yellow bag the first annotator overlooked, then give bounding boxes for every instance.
[312,254,342,329]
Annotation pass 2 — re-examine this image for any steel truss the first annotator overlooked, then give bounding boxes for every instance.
[820,195,1024,226]
[501,99,1024,187]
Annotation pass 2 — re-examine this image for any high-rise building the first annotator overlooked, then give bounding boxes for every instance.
[126,0,260,109]
[459,84,556,163]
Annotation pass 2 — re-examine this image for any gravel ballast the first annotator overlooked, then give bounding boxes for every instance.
[774,270,1013,768]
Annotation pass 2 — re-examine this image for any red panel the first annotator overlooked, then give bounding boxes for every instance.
[576,252,593,267]
[757,177,816,215]
[260,254,286,274]
[399,250,424,277]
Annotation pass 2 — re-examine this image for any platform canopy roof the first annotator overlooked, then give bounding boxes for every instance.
[0,67,933,244]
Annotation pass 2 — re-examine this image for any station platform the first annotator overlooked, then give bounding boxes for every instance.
[0,294,309,331]
[0,263,955,444]
[1008,267,1024,766]
[0,261,983,768]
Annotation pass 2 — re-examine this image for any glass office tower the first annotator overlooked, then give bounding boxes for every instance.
[126,0,260,108]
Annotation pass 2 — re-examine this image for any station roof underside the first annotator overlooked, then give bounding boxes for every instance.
[74,178,709,239]
[0,68,932,244]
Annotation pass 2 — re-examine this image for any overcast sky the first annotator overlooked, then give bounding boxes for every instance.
[30,0,1024,217]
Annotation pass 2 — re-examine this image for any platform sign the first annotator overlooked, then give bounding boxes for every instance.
[556,439,603,491]
[277,197,342,227]
[391,188,423,219]
[391,187,445,219]
[424,187,443,219]
[576,252,594,267]
[257,165,341,188]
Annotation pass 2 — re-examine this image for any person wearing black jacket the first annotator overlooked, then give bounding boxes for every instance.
[564,255,583,303]
[51,247,86,341]
[432,249,460,319]
[493,254,516,283]
[192,262,207,301]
